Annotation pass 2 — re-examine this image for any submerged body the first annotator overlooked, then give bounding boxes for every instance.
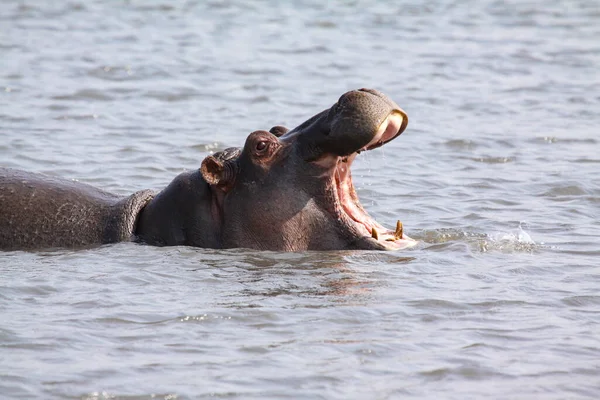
[0,169,154,250]
[0,89,417,252]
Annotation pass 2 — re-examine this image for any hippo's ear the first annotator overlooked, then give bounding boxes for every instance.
[269,125,289,137]
[200,156,237,190]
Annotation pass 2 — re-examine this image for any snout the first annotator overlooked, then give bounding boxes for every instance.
[286,89,408,161]
[328,89,408,155]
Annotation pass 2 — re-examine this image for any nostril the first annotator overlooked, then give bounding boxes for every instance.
[358,88,379,96]
[339,89,366,105]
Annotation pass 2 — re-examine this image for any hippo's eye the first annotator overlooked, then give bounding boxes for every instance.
[256,141,268,152]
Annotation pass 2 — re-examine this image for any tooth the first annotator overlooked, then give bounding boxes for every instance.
[371,227,379,240]
[395,220,403,239]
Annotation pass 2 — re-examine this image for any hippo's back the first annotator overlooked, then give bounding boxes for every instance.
[0,168,154,251]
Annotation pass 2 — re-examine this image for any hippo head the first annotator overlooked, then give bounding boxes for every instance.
[201,89,416,251]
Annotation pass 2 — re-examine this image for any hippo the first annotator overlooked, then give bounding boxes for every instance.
[0,89,416,251]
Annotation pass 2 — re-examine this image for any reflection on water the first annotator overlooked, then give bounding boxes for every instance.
[1,0,600,398]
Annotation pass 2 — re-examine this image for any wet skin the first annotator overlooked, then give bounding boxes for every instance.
[0,89,417,251]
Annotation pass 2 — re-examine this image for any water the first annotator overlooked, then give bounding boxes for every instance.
[1,0,599,398]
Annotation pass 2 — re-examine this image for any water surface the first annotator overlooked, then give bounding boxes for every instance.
[1,1,599,398]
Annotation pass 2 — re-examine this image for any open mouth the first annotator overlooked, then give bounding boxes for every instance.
[333,112,417,250]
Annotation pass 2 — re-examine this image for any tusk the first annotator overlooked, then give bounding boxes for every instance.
[395,220,403,239]
[371,227,379,240]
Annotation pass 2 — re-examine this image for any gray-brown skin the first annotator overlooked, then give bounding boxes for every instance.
[0,169,154,250]
[0,89,411,251]
[135,147,241,248]
[138,88,412,251]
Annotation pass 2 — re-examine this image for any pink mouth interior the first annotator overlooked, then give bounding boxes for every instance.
[332,113,417,250]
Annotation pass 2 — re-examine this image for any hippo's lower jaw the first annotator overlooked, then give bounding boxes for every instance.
[329,112,418,251]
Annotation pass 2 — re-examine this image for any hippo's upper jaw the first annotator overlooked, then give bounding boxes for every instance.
[200,88,418,251]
